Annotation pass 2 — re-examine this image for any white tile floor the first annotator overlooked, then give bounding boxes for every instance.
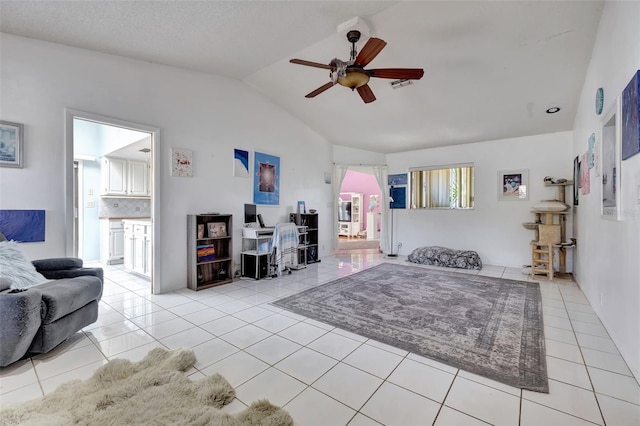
[1,253,639,425]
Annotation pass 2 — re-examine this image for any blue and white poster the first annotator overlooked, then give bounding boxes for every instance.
[233,148,249,177]
[388,173,408,186]
[253,152,280,205]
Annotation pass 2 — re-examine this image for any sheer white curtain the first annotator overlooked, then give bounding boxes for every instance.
[332,164,349,251]
[332,164,388,253]
[371,165,389,254]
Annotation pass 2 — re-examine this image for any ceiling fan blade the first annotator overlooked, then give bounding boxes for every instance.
[305,82,335,98]
[356,84,376,104]
[355,37,387,67]
[367,68,425,80]
[290,59,334,70]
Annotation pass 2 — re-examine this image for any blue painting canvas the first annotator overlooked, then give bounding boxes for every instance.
[622,70,640,160]
[253,152,280,205]
[0,210,45,242]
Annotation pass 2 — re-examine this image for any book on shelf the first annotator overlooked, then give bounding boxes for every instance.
[197,244,216,262]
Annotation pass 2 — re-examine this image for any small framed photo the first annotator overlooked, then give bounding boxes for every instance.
[207,222,227,238]
[498,169,529,201]
[197,224,205,239]
[0,121,24,168]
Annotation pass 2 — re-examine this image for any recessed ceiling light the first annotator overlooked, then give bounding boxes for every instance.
[546,107,561,114]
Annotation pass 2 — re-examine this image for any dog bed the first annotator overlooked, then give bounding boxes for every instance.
[407,246,482,270]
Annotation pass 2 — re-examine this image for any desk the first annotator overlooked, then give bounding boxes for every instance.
[241,228,272,280]
[240,225,307,280]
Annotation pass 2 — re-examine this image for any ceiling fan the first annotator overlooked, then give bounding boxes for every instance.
[290,30,424,104]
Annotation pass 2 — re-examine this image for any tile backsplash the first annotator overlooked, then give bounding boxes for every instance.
[100,198,150,217]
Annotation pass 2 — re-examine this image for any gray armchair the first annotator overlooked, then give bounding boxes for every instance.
[0,256,103,367]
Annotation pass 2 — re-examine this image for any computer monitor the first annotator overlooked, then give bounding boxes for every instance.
[244,203,257,225]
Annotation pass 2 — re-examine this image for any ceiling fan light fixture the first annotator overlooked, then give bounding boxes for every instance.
[337,70,370,89]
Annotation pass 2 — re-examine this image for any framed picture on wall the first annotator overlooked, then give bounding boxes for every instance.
[0,121,24,168]
[388,173,408,186]
[498,169,529,201]
[621,70,639,160]
[233,148,250,177]
[389,186,406,209]
[253,151,280,205]
[170,148,193,177]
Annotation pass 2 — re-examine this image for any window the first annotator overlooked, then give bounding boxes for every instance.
[409,164,474,209]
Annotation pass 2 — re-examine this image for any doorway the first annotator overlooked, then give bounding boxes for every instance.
[333,165,389,254]
[65,110,160,293]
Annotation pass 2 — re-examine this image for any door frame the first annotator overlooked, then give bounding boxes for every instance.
[64,109,162,293]
[332,164,389,254]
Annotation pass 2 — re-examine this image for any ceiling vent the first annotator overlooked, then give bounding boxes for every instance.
[390,79,413,89]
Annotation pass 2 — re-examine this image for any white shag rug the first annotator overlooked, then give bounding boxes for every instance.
[0,347,293,426]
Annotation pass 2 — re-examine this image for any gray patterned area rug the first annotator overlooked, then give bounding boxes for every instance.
[272,262,548,393]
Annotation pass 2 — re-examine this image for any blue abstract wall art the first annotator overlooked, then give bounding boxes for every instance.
[0,210,46,242]
[622,70,640,160]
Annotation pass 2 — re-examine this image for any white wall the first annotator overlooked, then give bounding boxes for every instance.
[333,145,386,166]
[79,160,102,261]
[571,1,640,379]
[386,132,573,267]
[0,34,334,292]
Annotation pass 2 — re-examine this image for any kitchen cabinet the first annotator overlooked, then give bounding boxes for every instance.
[100,219,125,265]
[102,157,127,195]
[123,219,152,278]
[102,157,150,197]
[128,160,149,196]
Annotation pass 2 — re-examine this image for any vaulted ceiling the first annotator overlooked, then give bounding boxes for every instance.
[0,1,604,153]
